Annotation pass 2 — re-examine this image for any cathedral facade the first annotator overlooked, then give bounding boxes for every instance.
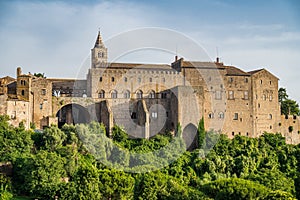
[1,31,299,146]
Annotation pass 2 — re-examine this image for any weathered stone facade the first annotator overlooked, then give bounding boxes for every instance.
[0,31,299,145]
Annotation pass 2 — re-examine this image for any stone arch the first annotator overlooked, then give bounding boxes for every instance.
[98,89,105,98]
[136,89,143,99]
[110,90,118,98]
[182,123,198,151]
[123,90,130,98]
[56,103,90,128]
[148,90,155,99]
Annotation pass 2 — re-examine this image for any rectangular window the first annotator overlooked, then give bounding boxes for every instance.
[229,77,233,83]
[244,91,248,100]
[228,91,234,100]
[41,89,46,95]
[11,111,16,119]
[151,112,158,118]
[161,93,167,99]
[234,113,238,120]
[215,91,222,100]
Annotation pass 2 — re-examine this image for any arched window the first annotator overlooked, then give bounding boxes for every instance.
[98,90,105,98]
[148,90,155,99]
[111,90,117,99]
[263,94,266,100]
[21,90,25,96]
[136,90,143,99]
[99,77,102,82]
[269,114,272,119]
[208,112,214,119]
[123,90,130,99]
[111,77,115,82]
[219,112,224,119]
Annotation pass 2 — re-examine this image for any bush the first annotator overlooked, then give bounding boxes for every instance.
[201,178,269,199]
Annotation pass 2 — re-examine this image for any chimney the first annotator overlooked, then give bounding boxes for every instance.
[216,57,220,63]
[175,55,178,61]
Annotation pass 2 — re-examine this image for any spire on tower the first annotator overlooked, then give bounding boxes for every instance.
[94,30,104,48]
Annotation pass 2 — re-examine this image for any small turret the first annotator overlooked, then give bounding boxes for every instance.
[17,67,22,77]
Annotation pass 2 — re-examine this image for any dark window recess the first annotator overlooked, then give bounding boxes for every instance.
[234,113,238,120]
[21,90,25,96]
[161,93,167,99]
[131,112,137,119]
[232,132,235,136]
[99,77,102,82]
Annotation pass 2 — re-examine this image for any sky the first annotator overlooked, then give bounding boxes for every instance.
[0,0,300,101]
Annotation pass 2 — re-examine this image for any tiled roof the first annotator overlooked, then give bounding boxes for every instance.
[181,61,225,69]
[225,66,250,76]
[247,69,264,74]
[108,62,172,70]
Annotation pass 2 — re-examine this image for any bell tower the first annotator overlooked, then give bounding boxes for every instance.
[91,30,108,68]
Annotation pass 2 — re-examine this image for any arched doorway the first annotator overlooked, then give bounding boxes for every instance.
[182,123,198,151]
[56,104,90,128]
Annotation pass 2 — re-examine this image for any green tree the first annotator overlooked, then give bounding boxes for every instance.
[279,87,300,116]
[175,123,182,138]
[13,151,66,199]
[98,169,134,199]
[197,117,205,148]
[0,174,13,200]
[42,126,67,151]
[201,178,270,199]
[0,116,33,162]
[63,161,102,200]
[279,88,289,103]
[33,73,45,78]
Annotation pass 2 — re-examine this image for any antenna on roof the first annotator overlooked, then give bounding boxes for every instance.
[216,46,220,63]
[175,44,178,61]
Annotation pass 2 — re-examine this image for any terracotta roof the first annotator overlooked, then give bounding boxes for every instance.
[225,66,250,76]
[248,68,279,80]
[0,76,16,84]
[107,62,172,70]
[248,69,264,74]
[181,61,225,69]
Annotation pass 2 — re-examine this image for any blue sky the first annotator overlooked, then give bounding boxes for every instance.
[0,0,300,101]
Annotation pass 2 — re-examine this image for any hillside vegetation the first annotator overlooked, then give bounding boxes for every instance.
[0,115,299,199]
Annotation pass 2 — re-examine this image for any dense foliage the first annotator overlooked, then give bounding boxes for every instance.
[0,115,300,199]
[279,87,300,116]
